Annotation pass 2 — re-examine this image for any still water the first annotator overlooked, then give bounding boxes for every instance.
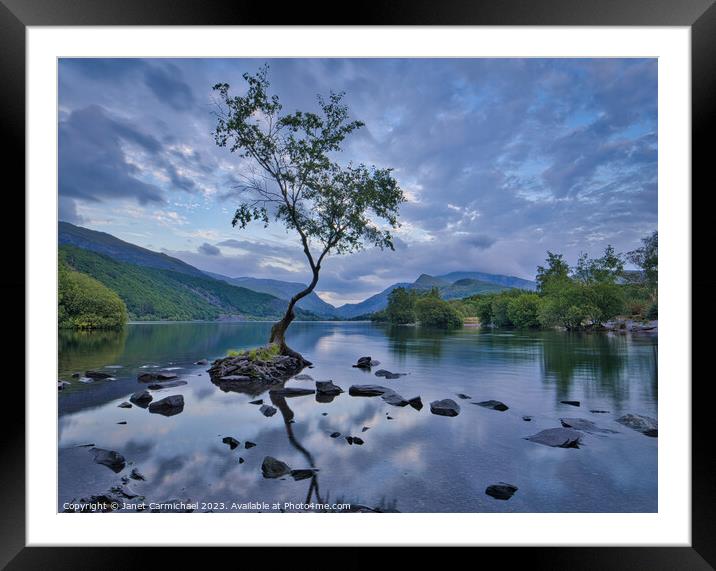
[58,321,657,513]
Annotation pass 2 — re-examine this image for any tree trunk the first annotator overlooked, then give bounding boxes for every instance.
[269,267,320,361]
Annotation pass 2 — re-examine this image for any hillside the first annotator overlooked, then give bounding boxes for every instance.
[59,245,315,321]
[205,273,337,317]
[59,221,207,278]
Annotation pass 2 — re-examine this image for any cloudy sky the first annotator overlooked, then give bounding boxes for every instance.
[58,58,657,306]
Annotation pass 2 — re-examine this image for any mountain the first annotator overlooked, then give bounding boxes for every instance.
[59,221,206,278]
[59,245,315,321]
[204,273,337,317]
[436,271,536,291]
[333,274,529,318]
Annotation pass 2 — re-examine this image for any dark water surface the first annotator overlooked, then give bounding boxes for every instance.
[58,322,657,513]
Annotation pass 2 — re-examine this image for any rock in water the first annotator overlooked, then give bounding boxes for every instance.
[244,441,256,449]
[616,413,658,437]
[148,395,184,416]
[85,370,112,379]
[485,483,518,500]
[290,469,317,481]
[259,404,277,417]
[560,400,581,407]
[269,387,315,397]
[408,396,423,411]
[560,418,618,434]
[525,428,582,448]
[349,385,390,397]
[522,415,533,422]
[330,432,341,438]
[352,437,364,445]
[293,374,313,381]
[456,393,471,400]
[90,448,126,473]
[316,380,344,395]
[381,391,410,407]
[129,468,145,481]
[147,380,188,390]
[261,456,291,478]
[430,399,460,417]
[118,402,132,409]
[222,436,240,450]
[374,369,404,379]
[353,356,374,369]
[248,399,263,405]
[194,359,209,365]
[474,400,509,412]
[129,390,153,407]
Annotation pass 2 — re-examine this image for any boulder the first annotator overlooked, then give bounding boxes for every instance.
[485,483,518,500]
[374,369,403,379]
[138,371,178,382]
[90,448,126,473]
[474,400,509,412]
[330,432,341,438]
[261,456,291,479]
[525,427,582,448]
[290,469,317,481]
[349,385,389,397]
[129,390,153,407]
[129,468,146,481]
[408,396,423,411]
[118,402,132,409]
[147,380,188,390]
[316,381,344,395]
[456,393,472,400]
[616,414,658,437]
[354,356,373,369]
[560,417,618,434]
[352,437,364,445]
[430,399,460,417]
[259,404,277,417]
[85,370,112,379]
[244,441,256,449]
[249,399,263,405]
[148,395,184,416]
[268,387,315,397]
[381,391,410,407]
[222,436,240,450]
[345,436,354,445]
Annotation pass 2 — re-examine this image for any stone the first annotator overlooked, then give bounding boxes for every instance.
[362,426,370,432]
[354,356,373,369]
[148,395,184,416]
[129,468,145,481]
[560,400,581,407]
[129,390,153,407]
[147,380,188,390]
[560,417,618,434]
[293,374,314,381]
[525,428,582,448]
[118,402,132,409]
[430,399,460,417]
[90,448,126,473]
[261,456,291,479]
[382,391,410,407]
[194,359,209,365]
[249,399,263,405]
[485,483,518,500]
[352,437,364,445]
[222,436,240,450]
[85,370,112,379]
[330,432,341,438]
[117,421,127,425]
[259,404,277,417]
[456,393,471,400]
[590,410,610,414]
[269,387,315,397]
[616,414,658,437]
[345,436,354,445]
[316,381,344,395]
[474,400,509,412]
[408,396,423,411]
[349,385,390,397]
[245,441,256,449]
[138,371,178,382]
[375,369,404,379]
[239,457,245,464]
[290,469,317,481]
[522,415,533,422]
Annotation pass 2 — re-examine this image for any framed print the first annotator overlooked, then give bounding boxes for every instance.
[3,0,710,566]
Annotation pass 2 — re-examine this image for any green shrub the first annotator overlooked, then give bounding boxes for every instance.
[58,260,127,329]
[506,293,541,328]
[227,343,281,361]
[415,296,463,329]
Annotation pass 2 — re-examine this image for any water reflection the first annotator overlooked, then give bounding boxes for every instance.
[58,322,657,513]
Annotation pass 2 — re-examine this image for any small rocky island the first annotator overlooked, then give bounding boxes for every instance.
[208,345,310,391]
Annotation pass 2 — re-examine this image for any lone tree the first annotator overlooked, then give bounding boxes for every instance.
[212,67,405,359]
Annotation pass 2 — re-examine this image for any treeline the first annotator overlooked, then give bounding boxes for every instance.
[456,233,657,330]
[372,287,464,329]
[376,232,657,331]
[59,260,128,329]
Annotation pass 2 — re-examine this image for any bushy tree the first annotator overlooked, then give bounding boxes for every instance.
[627,231,658,298]
[386,287,418,324]
[507,293,542,328]
[536,251,571,293]
[59,261,127,329]
[212,66,404,357]
[415,295,463,329]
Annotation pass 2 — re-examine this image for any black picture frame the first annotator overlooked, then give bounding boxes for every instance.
[2,0,708,567]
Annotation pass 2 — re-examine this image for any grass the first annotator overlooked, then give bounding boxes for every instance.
[227,343,281,361]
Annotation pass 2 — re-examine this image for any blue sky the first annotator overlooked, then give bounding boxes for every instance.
[58,58,657,305]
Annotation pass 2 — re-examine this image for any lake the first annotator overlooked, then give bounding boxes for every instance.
[58,321,658,513]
